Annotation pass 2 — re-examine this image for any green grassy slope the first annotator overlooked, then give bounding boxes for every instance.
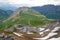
[0,7,49,30]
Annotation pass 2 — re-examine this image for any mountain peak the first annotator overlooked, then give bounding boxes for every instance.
[15,7,30,12]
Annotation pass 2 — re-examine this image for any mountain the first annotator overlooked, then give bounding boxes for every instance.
[32,5,60,19]
[0,4,17,11]
[0,7,48,30]
[0,9,13,21]
[6,10,13,15]
[0,9,9,21]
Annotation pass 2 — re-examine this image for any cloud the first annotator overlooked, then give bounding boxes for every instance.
[53,0,60,5]
[0,0,60,7]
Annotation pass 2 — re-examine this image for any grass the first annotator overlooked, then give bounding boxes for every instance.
[0,8,49,30]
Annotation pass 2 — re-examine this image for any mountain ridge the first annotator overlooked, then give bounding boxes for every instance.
[32,5,60,19]
[0,7,48,30]
[0,9,13,21]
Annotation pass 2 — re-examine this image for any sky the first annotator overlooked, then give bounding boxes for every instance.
[0,0,60,7]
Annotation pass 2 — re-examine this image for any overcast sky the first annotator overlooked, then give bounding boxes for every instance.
[0,0,60,7]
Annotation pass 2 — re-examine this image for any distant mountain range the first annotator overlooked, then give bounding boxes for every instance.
[0,4,16,21]
[0,4,17,11]
[32,5,60,19]
[0,9,13,21]
[0,4,60,21]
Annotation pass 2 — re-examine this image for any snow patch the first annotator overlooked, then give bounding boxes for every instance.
[49,37,60,40]
[51,27,60,32]
[13,32,23,36]
[39,28,45,31]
